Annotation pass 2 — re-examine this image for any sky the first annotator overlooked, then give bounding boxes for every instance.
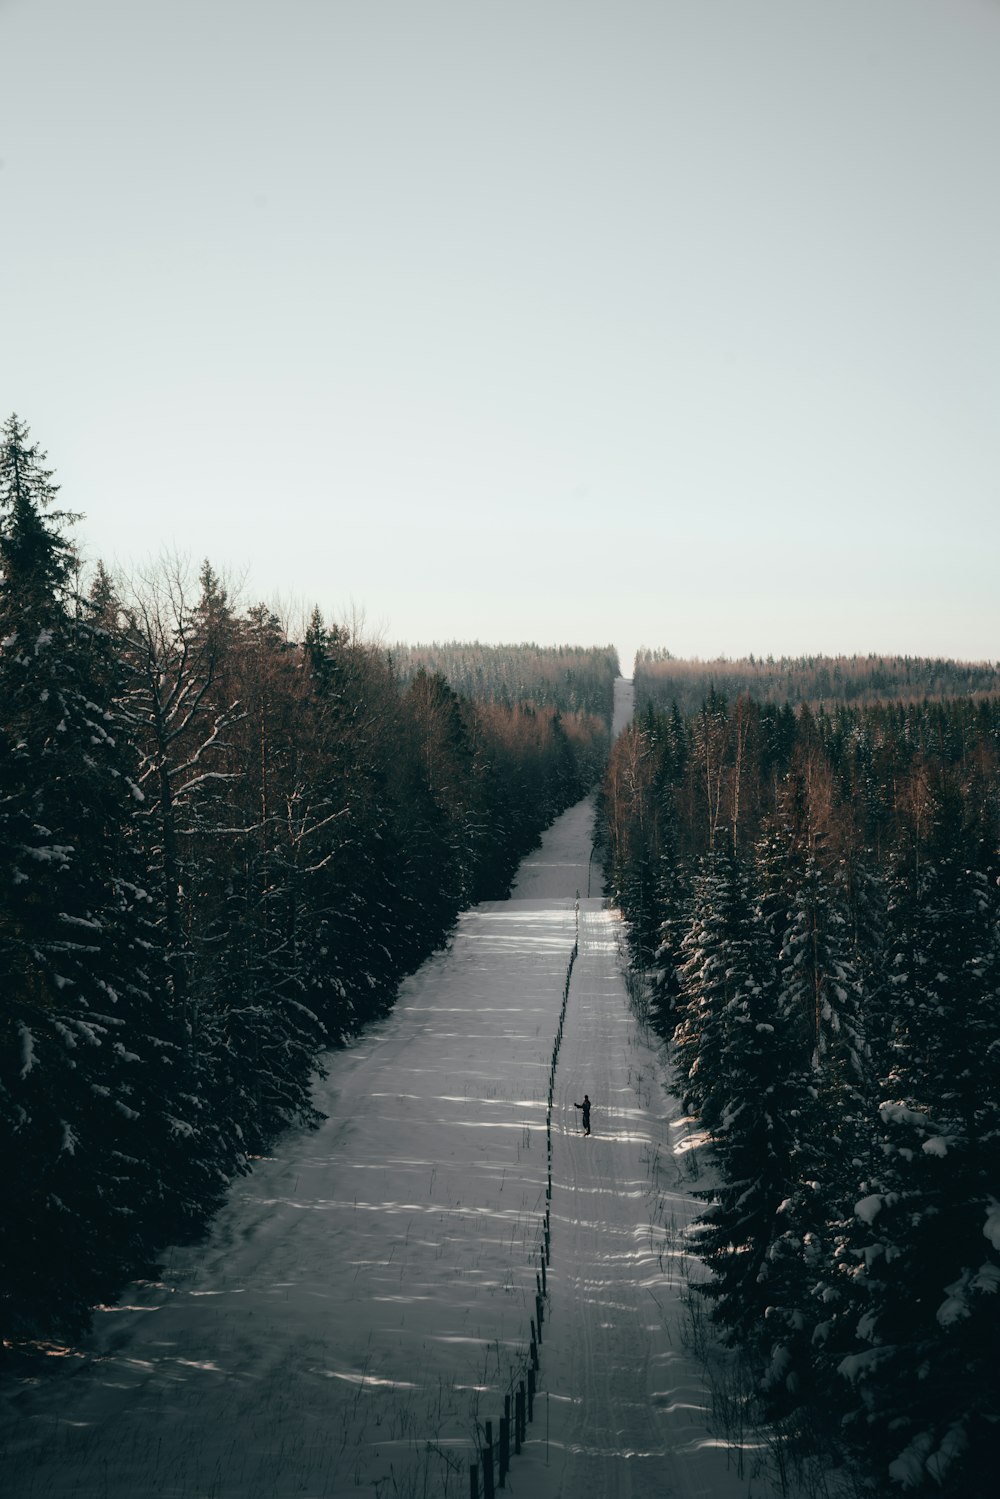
[2,0,998,673]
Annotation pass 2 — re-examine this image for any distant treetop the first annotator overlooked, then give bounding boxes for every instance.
[633,650,1000,715]
[387,641,620,727]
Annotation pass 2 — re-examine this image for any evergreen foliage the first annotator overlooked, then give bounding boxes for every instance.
[0,418,610,1347]
[388,639,619,728]
[634,648,1000,716]
[601,680,1000,1497]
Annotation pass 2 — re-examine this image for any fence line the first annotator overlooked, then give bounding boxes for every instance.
[469,900,579,1495]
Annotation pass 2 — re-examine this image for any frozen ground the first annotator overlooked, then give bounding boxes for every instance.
[1,680,780,1498]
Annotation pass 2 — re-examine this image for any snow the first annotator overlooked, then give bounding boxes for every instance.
[24,844,74,865]
[837,1346,893,1384]
[924,1423,968,1484]
[920,1136,950,1158]
[936,1271,971,1327]
[972,1261,1000,1295]
[854,1193,885,1225]
[0,684,778,1498]
[888,1431,934,1488]
[17,1022,35,1079]
[983,1198,1000,1251]
[879,1101,929,1130]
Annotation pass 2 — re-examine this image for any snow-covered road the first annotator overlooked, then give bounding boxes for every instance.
[513,897,771,1499]
[1,680,778,1498]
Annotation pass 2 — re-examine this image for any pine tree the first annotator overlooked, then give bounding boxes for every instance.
[674,843,754,1134]
[759,848,871,1408]
[0,417,173,1337]
[205,601,326,1151]
[826,790,1000,1497]
[648,803,689,1037]
[684,834,815,1369]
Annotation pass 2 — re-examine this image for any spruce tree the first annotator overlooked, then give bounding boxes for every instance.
[827,791,1000,1497]
[0,417,171,1336]
[673,845,744,1131]
[686,847,809,1345]
[760,849,871,1409]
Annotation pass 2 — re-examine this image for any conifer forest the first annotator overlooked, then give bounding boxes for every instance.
[0,417,610,1345]
[2,415,998,1499]
[601,668,1000,1496]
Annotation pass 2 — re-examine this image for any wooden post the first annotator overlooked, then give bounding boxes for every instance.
[483,1426,495,1499]
[530,1335,538,1370]
[541,1258,547,1295]
[527,1367,535,1421]
[514,1388,522,1454]
[470,1462,479,1499]
[499,1397,510,1486]
[536,1292,544,1332]
[519,1381,527,1442]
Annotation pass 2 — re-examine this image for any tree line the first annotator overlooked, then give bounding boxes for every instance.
[389,640,619,724]
[0,416,612,1347]
[634,649,1000,716]
[601,687,999,1498]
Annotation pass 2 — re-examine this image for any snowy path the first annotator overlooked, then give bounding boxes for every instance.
[513,901,771,1499]
[1,680,778,1499]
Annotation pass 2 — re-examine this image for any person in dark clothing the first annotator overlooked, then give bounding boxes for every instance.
[573,1094,591,1135]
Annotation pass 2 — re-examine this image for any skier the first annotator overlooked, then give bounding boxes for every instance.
[573,1094,591,1135]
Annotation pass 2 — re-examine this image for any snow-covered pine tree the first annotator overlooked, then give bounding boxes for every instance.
[402,668,480,927]
[116,559,249,1198]
[301,611,426,1017]
[758,847,872,1410]
[686,842,814,1354]
[779,855,867,1086]
[203,599,327,1152]
[0,416,172,1337]
[826,785,1000,1498]
[648,822,689,1036]
[674,842,754,1135]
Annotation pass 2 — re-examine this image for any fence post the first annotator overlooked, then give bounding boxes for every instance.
[514,1388,522,1454]
[527,1367,535,1421]
[499,1397,510,1487]
[470,1462,479,1499]
[483,1424,495,1499]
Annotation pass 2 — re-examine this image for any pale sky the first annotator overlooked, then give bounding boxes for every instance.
[2,0,998,673]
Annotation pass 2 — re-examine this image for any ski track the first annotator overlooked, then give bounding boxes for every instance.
[1,680,778,1498]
